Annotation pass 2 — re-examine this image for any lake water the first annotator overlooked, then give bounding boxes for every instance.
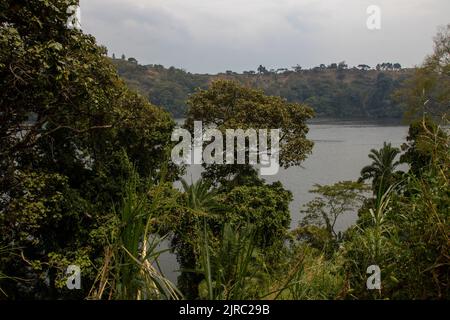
[159,121,409,283]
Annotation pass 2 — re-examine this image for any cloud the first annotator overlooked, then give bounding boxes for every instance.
[80,0,450,73]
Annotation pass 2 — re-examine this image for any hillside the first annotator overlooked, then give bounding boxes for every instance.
[112,58,414,120]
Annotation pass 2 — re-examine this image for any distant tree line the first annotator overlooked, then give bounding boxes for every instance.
[242,61,402,75]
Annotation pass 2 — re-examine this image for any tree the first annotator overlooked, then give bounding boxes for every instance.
[185,80,314,186]
[0,0,177,299]
[217,183,292,248]
[257,65,268,74]
[358,64,371,71]
[395,24,449,122]
[359,142,402,195]
[337,61,348,70]
[170,179,292,298]
[181,179,218,212]
[400,118,447,175]
[299,181,368,246]
[328,63,338,69]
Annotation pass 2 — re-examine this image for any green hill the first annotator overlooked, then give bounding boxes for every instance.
[112,58,413,120]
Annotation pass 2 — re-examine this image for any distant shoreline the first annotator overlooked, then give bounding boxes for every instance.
[306,117,405,126]
[175,117,406,126]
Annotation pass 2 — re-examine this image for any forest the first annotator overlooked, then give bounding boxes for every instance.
[112,58,412,120]
[0,1,448,300]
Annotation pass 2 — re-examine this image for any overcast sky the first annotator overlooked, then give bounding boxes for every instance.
[80,0,450,74]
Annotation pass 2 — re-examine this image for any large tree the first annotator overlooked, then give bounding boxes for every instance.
[359,142,402,196]
[396,24,449,122]
[185,80,314,187]
[0,0,176,299]
[299,181,368,244]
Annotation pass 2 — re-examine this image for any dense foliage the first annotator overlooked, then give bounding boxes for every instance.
[0,0,176,299]
[0,1,448,301]
[113,58,412,120]
[395,25,450,122]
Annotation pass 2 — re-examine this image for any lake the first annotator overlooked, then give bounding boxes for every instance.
[159,121,409,283]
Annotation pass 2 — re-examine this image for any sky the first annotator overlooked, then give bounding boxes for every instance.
[80,0,450,74]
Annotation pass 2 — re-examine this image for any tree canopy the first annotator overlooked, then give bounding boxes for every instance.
[0,0,176,299]
[113,59,412,119]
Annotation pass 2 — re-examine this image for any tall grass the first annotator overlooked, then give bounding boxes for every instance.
[196,222,264,300]
[88,167,181,300]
